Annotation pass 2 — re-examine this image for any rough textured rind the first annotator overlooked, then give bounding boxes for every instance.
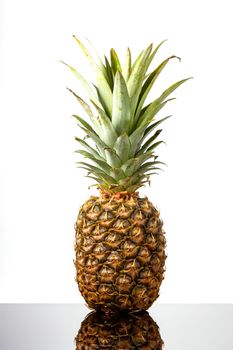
[75,310,163,349]
[75,192,166,312]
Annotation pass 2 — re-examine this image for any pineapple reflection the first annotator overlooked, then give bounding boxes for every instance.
[75,310,163,349]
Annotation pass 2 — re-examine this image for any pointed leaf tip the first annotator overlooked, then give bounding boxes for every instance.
[110,48,122,76]
[60,60,68,66]
[112,70,131,135]
[171,55,181,62]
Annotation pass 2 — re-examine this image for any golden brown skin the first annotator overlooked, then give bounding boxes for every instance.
[75,310,163,350]
[75,191,166,312]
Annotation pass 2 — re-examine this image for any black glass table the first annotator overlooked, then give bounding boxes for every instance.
[0,304,232,349]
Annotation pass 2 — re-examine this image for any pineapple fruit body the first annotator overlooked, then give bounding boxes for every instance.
[75,310,163,349]
[75,191,166,312]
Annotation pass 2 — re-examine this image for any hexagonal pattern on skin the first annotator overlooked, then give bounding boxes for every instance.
[75,194,166,312]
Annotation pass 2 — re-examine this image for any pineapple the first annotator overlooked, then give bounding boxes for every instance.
[75,310,163,349]
[63,36,190,312]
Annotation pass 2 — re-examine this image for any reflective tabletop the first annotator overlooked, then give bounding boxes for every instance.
[0,304,232,349]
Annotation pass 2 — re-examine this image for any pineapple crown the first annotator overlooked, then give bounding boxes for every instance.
[62,36,191,193]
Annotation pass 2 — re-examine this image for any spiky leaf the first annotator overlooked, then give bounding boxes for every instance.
[73,36,113,116]
[127,44,153,116]
[75,137,103,160]
[135,56,180,121]
[110,48,122,76]
[91,101,118,146]
[112,71,131,134]
[104,56,114,90]
[65,39,191,192]
[61,61,98,104]
[122,47,131,81]
[114,133,131,163]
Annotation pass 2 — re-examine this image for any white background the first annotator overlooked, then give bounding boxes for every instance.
[0,0,232,303]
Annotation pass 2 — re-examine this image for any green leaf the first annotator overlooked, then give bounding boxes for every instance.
[148,39,168,65]
[137,77,191,127]
[104,56,114,90]
[68,89,101,134]
[135,55,180,121]
[137,129,162,155]
[114,133,131,163]
[143,116,172,139]
[112,71,131,134]
[129,126,146,156]
[153,160,167,166]
[121,158,137,174]
[137,153,156,170]
[92,85,112,117]
[76,149,98,159]
[75,150,106,166]
[139,167,163,174]
[77,162,117,183]
[127,44,153,117]
[73,35,113,116]
[77,153,111,172]
[91,101,118,147]
[136,151,155,166]
[73,115,95,132]
[110,168,126,181]
[122,151,154,176]
[67,88,93,118]
[123,159,140,176]
[131,48,144,71]
[61,60,98,104]
[133,161,166,178]
[85,175,105,186]
[79,126,107,158]
[146,140,165,152]
[75,137,103,160]
[122,173,141,187]
[122,47,131,81]
[110,48,122,76]
[84,37,108,80]
[155,78,192,105]
[145,167,163,172]
[137,98,175,127]
[104,148,121,167]
[136,161,163,172]
[85,174,103,182]
[76,150,117,174]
